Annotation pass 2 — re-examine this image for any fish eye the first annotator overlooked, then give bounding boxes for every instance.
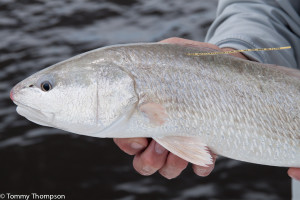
[41,81,52,92]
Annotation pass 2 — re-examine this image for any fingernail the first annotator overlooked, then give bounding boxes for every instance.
[154,142,166,154]
[160,169,174,180]
[141,166,153,175]
[195,168,211,177]
[131,142,144,150]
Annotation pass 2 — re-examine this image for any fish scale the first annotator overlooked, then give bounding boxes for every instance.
[108,44,300,166]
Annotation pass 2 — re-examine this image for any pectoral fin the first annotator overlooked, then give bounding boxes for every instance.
[153,136,213,167]
[139,103,168,126]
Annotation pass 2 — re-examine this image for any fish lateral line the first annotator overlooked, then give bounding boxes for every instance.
[187,46,291,56]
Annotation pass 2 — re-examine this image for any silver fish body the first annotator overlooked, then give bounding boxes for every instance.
[11,43,300,167]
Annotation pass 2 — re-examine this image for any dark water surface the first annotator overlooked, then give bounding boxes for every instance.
[0,0,291,199]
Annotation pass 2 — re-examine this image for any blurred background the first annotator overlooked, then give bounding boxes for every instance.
[0,0,291,199]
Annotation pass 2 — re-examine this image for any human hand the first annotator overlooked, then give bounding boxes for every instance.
[288,168,300,180]
[114,137,217,179]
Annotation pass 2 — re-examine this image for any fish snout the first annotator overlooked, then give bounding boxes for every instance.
[10,88,14,101]
[10,83,26,103]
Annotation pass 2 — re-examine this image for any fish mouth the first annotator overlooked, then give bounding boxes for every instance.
[13,100,55,127]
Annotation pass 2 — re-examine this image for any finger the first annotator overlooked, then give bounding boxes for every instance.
[113,138,148,155]
[159,153,188,179]
[159,37,221,51]
[192,153,217,177]
[133,140,168,176]
[159,37,248,60]
[288,168,300,180]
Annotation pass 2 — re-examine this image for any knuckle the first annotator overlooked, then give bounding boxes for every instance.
[170,159,188,170]
[113,138,135,155]
[167,37,181,41]
[113,138,121,145]
[141,156,157,168]
[113,138,126,148]
[168,155,188,170]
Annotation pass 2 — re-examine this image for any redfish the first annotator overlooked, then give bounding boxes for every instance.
[10,43,300,167]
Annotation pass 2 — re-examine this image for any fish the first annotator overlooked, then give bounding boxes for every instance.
[10,43,300,167]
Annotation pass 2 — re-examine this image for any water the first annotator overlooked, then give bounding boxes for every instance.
[0,0,291,199]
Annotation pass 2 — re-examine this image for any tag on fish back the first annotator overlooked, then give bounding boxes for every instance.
[154,136,213,167]
[187,46,291,56]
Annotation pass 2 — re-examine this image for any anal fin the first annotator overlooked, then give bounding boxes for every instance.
[153,136,213,167]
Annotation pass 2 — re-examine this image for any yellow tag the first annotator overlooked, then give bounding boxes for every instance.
[187,46,291,56]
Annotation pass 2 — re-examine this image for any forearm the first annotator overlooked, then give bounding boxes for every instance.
[205,0,300,68]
